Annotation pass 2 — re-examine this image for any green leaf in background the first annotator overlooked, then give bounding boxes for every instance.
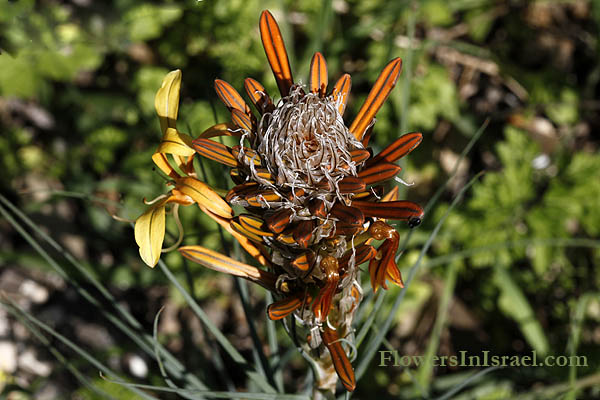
[409,65,459,131]
[494,265,549,355]
[0,53,43,97]
[124,5,183,42]
[546,88,579,126]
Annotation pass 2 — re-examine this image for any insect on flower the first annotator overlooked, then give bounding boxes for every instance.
[134,10,424,394]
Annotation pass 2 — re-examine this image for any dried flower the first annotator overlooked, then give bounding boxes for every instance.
[135,10,424,394]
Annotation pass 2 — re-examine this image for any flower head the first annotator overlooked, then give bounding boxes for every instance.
[135,10,424,393]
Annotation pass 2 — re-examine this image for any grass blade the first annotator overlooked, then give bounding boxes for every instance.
[433,366,503,400]
[235,277,276,389]
[494,265,549,355]
[415,263,458,395]
[2,300,119,400]
[101,374,310,400]
[2,298,157,400]
[565,292,599,400]
[266,291,284,392]
[0,194,208,390]
[157,258,277,394]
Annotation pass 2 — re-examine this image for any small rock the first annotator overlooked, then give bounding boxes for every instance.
[0,341,18,373]
[126,354,148,378]
[532,154,551,170]
[0,309,9,336]
[18,348,52,377]
[19,280,49,304]
[35,382,63,400]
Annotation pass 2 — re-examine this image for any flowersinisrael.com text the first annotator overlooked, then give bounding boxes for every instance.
[379,350,588,368]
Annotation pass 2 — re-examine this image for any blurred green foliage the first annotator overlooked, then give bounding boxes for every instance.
[1,0,600,398]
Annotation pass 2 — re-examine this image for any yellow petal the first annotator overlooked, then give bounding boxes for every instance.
[179,245,276,291]
[169,190,195,206]
[176,177,233,219]
[152,152,179,178]
[134,200,167,267]
[155,70,182,134]
[156,127,195,157]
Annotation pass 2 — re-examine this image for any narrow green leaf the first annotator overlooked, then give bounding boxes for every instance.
[157,259,277,394]
[494,266,549,355]
[2,299,157,400]
[0,194,207,391]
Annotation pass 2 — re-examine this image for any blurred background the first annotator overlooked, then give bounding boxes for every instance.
[1,0,599,398]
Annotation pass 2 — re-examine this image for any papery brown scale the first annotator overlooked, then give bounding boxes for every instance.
[291,251,315,272]
[265,208,294,234]
[293,220,314,248]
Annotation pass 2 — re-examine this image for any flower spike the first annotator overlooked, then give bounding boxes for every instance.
[137,10,425,394]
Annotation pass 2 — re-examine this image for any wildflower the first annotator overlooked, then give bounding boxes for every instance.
[135,10,424,394]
